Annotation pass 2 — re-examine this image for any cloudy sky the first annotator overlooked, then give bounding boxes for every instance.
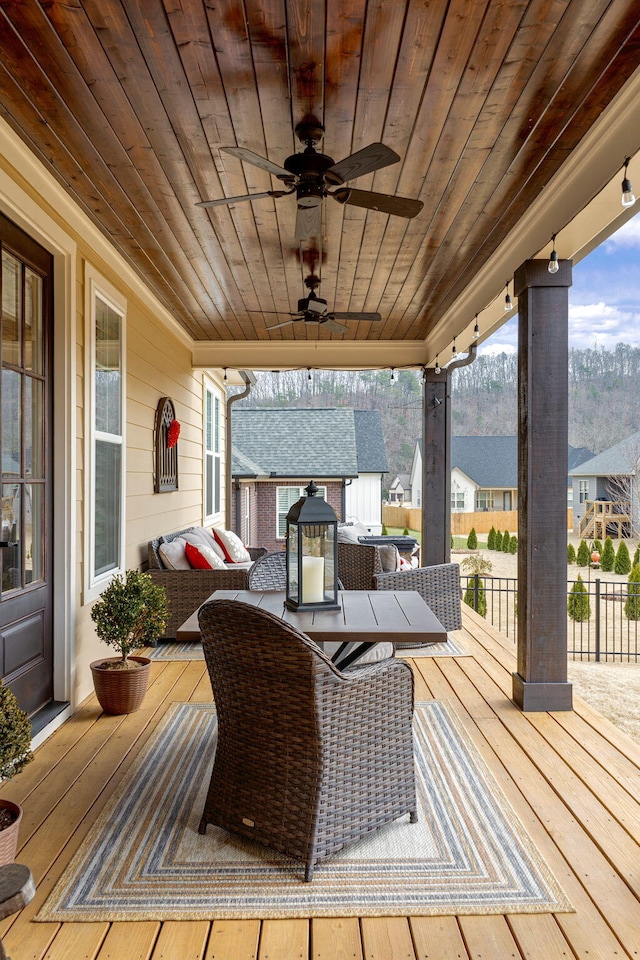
[481,207,640,355]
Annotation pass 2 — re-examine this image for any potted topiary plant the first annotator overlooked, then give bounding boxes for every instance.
[90,570,168,715]
[0,682,33,865]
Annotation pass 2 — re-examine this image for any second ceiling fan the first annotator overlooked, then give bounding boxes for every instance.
[255,275,382,333]
[197,119,423,240]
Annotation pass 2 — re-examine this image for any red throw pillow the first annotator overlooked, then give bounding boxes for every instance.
[184,541,222,570]
[213,528,251,563]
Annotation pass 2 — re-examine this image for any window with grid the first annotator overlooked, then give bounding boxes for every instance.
[579,480,589,504]
[276,485,326,539]
[451,491,465,511]
[204,382,222,521]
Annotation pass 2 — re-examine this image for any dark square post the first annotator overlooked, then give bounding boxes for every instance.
[513,258,573,711]
[422,367,450,566]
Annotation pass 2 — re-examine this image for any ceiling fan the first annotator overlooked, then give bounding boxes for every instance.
[254,275,383,333]
[196,119,423,240]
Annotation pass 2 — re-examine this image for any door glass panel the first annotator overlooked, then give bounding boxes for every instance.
[2,369,21,478]
[95,298,121,436]
[1,252,21,367]
[25,377,43,478]
[94,439,121,577]
[1,482,21,592]
[24,269,43,374]
[24,483,43,585]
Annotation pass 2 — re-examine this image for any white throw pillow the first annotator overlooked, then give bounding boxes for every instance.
[192,526,227,561]
[158,537,190,570]
[212,528,251,563]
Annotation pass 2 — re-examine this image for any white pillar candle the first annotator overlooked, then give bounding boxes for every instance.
[302,555,325,603]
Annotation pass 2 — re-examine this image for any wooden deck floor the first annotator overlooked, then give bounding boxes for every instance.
[3,608,640,960]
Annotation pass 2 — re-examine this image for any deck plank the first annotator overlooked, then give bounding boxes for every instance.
[150,920,209,959]
[409,916,470,959]
[204,919,260,960]
[360,917,416,960]
[258,919,309,959]
[312,917,363,960]
[96,921,161,960]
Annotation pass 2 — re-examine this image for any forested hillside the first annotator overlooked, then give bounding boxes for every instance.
[235,344,640,493]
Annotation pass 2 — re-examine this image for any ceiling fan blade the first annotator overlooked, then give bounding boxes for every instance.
[221,146,291,179]
[331,311,382,321]
[325,143,400,184]
[322,318,350,334]
[295,204,322,240]
[196,190,289,208]
[332,188,423,218]
[266,318,299,330]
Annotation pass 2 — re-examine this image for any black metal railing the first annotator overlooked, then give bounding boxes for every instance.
[460,575,640,661]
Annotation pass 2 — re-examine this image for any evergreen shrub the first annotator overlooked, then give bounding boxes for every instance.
[467,528,478,550]
[502,531,511,552]
[625,564,640,621]
[509,536,518,554]
[494,531,503,551]
[568,576,591,622]
[576,540,590,567]
[600,537,615,572]
[615,541,632,575]
[487,526,496,550]
[567,543,576,564]
[463,577,487,617]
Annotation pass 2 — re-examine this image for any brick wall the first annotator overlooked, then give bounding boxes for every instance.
[233,480,344,553]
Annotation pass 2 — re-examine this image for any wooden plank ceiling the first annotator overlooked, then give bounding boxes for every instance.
[1,0,640,354]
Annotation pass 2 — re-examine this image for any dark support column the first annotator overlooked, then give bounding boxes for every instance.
[513,258,573,712]
[422,368,451,566]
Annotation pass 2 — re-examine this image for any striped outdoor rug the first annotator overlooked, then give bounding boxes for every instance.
[147,635,469,660]
[38,701,572,921]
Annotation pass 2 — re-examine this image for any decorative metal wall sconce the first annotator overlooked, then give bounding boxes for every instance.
[154,397,179,493]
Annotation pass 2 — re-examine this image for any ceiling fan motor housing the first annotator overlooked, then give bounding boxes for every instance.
[284,146,344,206]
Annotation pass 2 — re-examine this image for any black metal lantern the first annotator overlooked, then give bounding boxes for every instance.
[285,481,340,611]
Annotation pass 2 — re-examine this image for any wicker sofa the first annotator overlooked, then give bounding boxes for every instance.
[147,528,266,640]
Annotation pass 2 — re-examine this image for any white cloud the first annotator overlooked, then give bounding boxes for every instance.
[569,301,640,349]
[603,214,640,250]
[478,340,517,356]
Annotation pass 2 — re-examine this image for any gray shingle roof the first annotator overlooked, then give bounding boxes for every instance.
[569,431,640,477]
[231,407,386,478]
[353,410,388,472]
[449,437,592,487]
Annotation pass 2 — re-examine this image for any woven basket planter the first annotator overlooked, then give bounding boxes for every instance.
[0,799,22,866]
[90,656,151,715]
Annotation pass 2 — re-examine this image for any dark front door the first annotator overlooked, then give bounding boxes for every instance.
[0,212,53,717]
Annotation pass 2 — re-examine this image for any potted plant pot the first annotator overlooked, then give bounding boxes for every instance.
[90,570,168,716]
[90,655,152,715]
[0,683,33,866]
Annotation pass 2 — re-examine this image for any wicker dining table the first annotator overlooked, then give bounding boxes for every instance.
[176,589,446,667]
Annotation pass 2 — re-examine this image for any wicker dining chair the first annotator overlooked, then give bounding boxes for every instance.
[375,562,463,633]
[247,550,287,590]
[197,598,417,881]
[337,541,383,590]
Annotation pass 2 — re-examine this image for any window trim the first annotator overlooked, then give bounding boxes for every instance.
[276,484,327,540]
[203,377,223,524]
[83,265,126,603]
[579,479,589,504]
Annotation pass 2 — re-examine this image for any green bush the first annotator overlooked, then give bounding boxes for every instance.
[466,528,478,550]
[634,546,640,567]
[381,524,388,535]
[567,543,576,564]
[568,576,591,622]
[487,526,496,550]
[576,540,590,567]
[592,539,602,554]
[0,682,34,781]
[502,530,511,552]
[402,526,410,536]
[91,570,169,663]
[615,541,632,575]
[509,535,518,554]
[600,537,615,572]
[494,531,503,551]
[463,577,487,617]
[625,564,640,621]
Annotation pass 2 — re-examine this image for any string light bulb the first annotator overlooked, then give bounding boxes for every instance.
[223,368,228,384]
[422,366,427,383]
[434,356,441,375]
[307,367,312,381]
[621,157,636,208]
[451,339,458,359]
[504,281,512,312]
[390,367,396,383]
[473,314,480,340]
[548,234,559,274]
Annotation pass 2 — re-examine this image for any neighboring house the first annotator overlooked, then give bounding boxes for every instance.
[231,407,388,552]
[411,437,593,513]
[388,474,411,505]
[569,431,640,536]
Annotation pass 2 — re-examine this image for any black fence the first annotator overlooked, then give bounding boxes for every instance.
[460,575,640,661]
